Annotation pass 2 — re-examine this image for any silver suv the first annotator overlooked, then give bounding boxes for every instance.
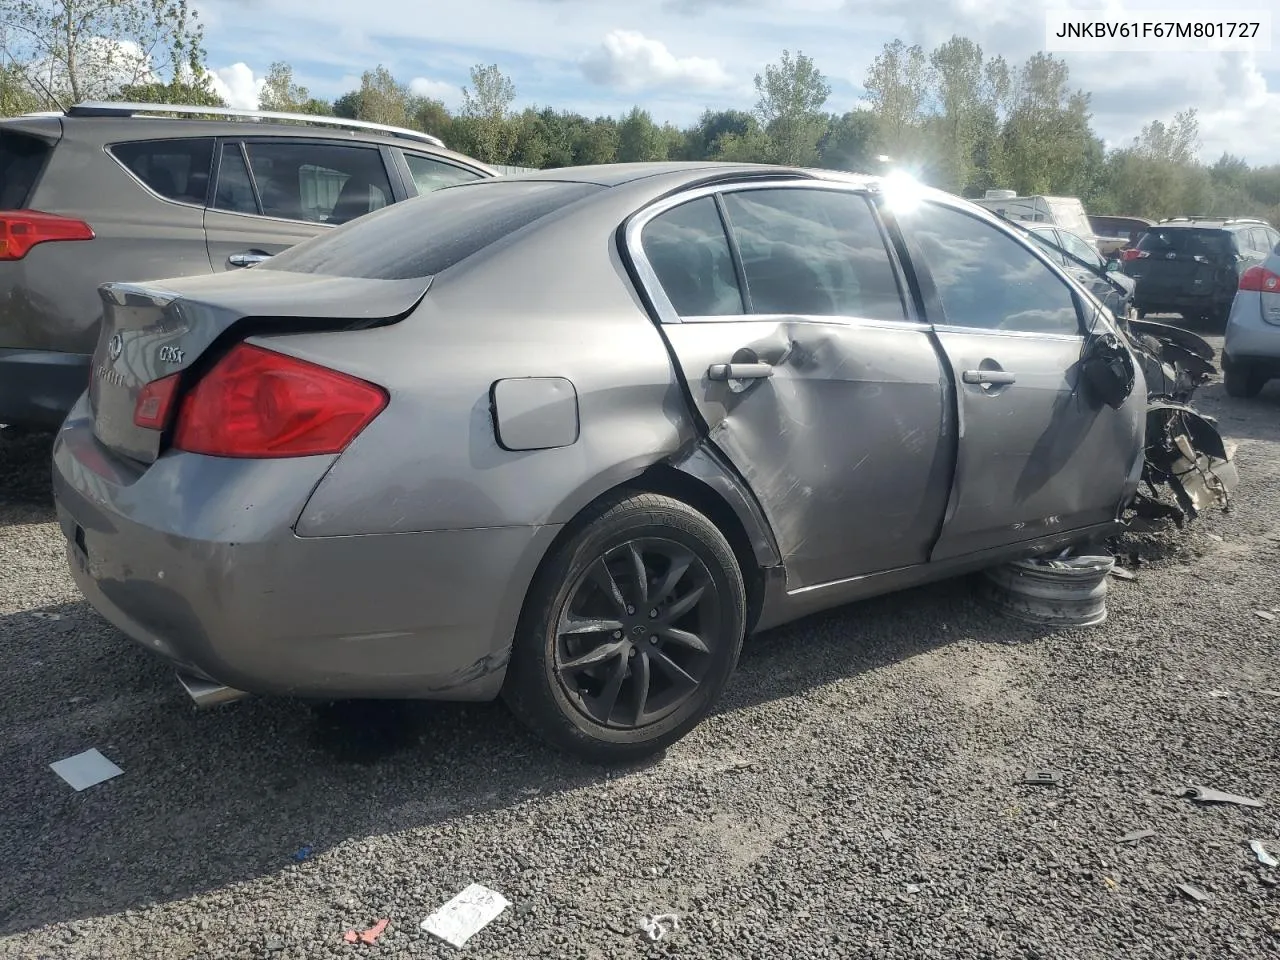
[1223,250,1280,398]
[0,102,494,430]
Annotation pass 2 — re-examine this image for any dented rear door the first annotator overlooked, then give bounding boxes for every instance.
[630,183,953,591]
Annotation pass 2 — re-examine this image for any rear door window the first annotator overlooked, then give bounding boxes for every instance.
[110,138,214,205]
[403,153,484,194]
[640,196,745,317]
[242,141,393,224]
[1026,229,1067,265]
[0,131,53,209]
[720,188,906,321]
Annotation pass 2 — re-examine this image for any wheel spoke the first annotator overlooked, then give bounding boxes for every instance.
[652,549,694,606]
[588,558,628,616]
[625,542,649,606]
[630,650,652,725]
[656,583,706,625]
[560,616,624,637]
[596,656,628,722]
[659,626,710,655]
[649,646,699,690]
[559,639,628,674]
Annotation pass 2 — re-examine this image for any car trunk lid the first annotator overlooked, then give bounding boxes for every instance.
[89,269,431,464]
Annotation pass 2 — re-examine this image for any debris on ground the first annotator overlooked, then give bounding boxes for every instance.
[1021,769,1063,787]
[421,883,510,948]
[1250,841,1278,868]
[342,919,387,945]
[1205,690,1232,698]
[1175,883,1210,903]
[1118,828,1156,844]
[293,846,313,862]
[1109,566,1138,582]
[30,611,62,621]
[638,913,680,942]
[1178,785,1264,808]
[905,884,922,894]
[49,748,123,791]
[1256,610,1277,622]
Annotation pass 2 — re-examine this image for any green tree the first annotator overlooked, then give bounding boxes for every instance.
[753,49,830,165]
[817,110,877,172]
[352,64,411,126]
[927,36,986,192]
[1000,53,1096,196]
[0,63,42,116]
[863,39,931,159]
[617,106,667,161]
[258,60,328,114]
[116,77,222,106]
[412,96,452,142]
[461,63,517,164]
[0,0,211,105]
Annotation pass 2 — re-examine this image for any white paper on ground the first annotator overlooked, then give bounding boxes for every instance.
[49,749,123,790]
[420,883,510,948]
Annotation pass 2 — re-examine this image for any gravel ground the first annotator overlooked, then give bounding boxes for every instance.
[1,344,1278,960]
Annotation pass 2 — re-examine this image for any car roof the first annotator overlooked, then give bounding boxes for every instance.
[1153,218,1268,230]
[1,103,492,173]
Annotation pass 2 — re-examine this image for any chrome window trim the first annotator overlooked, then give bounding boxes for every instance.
[103,139,214,212]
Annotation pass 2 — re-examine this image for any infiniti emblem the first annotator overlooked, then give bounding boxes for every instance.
[108,333,123,361]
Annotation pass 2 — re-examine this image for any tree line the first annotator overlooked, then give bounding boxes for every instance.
[3,0,1279,225]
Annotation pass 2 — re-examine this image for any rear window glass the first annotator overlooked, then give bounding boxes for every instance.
[110,138,214,205]
[1137,228,1232,258]
[260,179,603,280]
[0,132,53,209]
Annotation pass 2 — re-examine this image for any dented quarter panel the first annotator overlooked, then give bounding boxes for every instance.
[657,317,953,589]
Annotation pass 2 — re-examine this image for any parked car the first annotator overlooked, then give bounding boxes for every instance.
[1120,216,1280,325]
[971,192,1100,248]
[0,101,495,430]
[1089,215,1154,257]
[1020,222,1136,320]
[50,163,1234,762]
[1223,249,1280,398]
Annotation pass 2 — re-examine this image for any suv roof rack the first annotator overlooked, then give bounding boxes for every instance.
[1158,215,1267,225]
[64,101,446,148]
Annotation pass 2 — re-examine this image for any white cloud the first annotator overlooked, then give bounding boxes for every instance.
[208,63,264,109]
[409,76,461,105]
[580,30,732,92]
[196,0,1280,161]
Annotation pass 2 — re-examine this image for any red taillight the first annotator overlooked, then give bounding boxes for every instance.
[0,210,95,261]
[133,372,181,430]
[1121,248,1145,261]
[172,343,388,458]
[1239,265,1280,292]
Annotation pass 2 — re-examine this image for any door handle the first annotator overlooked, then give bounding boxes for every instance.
[708,362,774,381]
[227,251,272,268]
[962,369,1016,385]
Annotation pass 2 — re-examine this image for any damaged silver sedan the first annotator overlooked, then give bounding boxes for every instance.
[50,163,1237,763]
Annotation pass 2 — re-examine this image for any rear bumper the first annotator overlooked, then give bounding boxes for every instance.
[52,400,560,701]
[0,349,89,429]
[1132,291,1230,314]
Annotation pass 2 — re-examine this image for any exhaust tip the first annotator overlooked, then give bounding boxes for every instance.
[177,670,249,708]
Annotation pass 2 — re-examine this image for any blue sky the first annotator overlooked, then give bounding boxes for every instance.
[196,0,1280,164]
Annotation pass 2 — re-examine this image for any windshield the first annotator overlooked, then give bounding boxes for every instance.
[260,179,605,280]
[1136,228,1233,259]
[1046,198,1092,239]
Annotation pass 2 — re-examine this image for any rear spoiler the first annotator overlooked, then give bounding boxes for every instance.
[0,115,65,141]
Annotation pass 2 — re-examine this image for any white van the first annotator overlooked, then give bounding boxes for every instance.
[971,191,1098,247]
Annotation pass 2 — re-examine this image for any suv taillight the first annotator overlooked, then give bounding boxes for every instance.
[1239,265,1280,292]
[0,210,95,261]
[1121,249,1146,261]
[172,343,388,458]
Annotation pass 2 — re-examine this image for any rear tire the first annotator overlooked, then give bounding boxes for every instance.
[502,492,747,764]
[1224,363,1266,399]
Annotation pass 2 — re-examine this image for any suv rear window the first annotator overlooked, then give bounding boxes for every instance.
[110,139,214,206]
[0,132,53,209]
[261,179,603,280]
[1137,228,1233,259]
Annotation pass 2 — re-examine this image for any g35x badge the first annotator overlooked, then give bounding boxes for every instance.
[159,345,185,364]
